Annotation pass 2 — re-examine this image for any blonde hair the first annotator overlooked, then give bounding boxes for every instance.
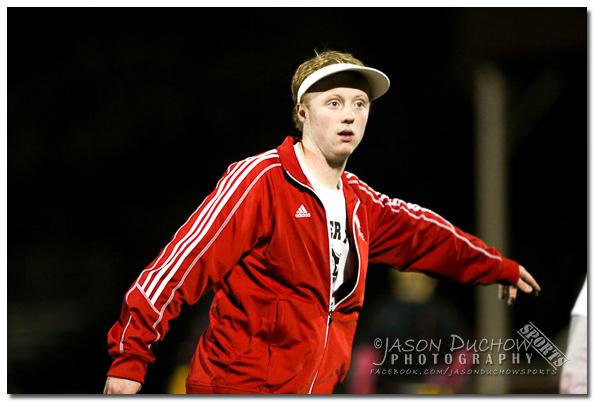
[291,50,366,132]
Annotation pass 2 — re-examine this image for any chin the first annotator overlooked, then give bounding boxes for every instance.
[340,141,360,154]
[332,148,356,164]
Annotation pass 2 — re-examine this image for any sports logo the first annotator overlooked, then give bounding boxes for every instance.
[295,204,311,218]
[517,322,569,368]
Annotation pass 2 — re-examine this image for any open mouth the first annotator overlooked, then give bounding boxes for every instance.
[338,130,354,140]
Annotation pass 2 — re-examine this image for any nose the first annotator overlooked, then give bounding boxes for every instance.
[342,107,356,124]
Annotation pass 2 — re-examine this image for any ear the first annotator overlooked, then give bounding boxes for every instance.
[296,103,308,124]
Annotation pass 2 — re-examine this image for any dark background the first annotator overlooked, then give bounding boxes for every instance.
[8,7,586,394]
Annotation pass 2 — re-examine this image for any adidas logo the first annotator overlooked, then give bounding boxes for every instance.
[295,204,311,218]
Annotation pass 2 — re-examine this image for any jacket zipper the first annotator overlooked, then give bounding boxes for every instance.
[286,170,362,394]
[308,198,335,395]
[286,171,335,393]
[335,201,362,307]
[307,311,332,394]
[308,201,362,393]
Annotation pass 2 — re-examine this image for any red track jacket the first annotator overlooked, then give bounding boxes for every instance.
[107,136,520,394]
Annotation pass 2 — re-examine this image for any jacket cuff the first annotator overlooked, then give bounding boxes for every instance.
[107,353,149,384]
[499,258,520,285]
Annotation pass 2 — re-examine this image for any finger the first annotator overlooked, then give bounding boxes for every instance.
[507,286,518,306]
[498,284,507,300]
[516,278,534,294]
[501,284,509,302]
[519,265,541,294]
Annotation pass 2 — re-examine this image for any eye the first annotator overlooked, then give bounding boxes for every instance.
[355,100,367,109]
[329,100,340,107]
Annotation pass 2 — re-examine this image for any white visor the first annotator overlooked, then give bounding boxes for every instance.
[297,63,390,104]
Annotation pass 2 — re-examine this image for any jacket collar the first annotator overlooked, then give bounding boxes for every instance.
[277,136,311,188]
[277,136,360,208]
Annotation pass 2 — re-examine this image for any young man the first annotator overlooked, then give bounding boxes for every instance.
[104,50,540,394]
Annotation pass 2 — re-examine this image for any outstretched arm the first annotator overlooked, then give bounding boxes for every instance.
[498,265,541,305]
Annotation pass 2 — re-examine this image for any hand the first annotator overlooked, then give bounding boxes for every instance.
[103,376,142,394]
[498,265,541,306]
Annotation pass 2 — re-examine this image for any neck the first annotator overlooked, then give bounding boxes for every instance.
[298,140,346,190]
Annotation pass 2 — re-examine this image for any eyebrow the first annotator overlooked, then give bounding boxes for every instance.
[324,92,370,101]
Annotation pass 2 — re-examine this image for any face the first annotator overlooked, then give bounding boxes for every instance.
[297,72,371,168]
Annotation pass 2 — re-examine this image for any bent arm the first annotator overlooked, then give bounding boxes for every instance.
[106,154,278,384]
